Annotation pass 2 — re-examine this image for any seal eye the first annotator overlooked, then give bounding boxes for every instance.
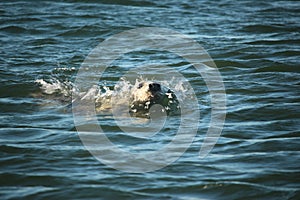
[137,83,143,89]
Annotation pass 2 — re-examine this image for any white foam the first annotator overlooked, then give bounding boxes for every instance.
[35,76,188,111]
[35,78,75,98]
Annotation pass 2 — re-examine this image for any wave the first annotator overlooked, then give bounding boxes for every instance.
[0,25,43,34]
[240,24,299,34]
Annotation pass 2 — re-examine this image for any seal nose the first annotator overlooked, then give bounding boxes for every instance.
[149,83,161,92]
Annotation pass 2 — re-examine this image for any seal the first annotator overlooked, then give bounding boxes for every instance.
[129,81,180,117]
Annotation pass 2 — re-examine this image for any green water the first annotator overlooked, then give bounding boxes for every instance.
[0,0,299,199]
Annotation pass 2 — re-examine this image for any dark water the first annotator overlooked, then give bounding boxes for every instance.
[1,0,300,199]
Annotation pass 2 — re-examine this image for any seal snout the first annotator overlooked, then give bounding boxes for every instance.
[148,83,161,92]
[129,81,180,117]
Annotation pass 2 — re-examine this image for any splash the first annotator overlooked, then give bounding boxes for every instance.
[35,76,191,116]
[35,79,71,96]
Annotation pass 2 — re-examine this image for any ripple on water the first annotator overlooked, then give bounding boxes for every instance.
[0,0,299,199]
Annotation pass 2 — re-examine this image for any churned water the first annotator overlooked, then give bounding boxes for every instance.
[1,0,299,199]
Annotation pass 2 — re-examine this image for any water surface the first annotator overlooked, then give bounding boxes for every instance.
[0,0,299,199]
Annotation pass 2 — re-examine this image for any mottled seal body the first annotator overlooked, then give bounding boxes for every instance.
[129,81,180,117]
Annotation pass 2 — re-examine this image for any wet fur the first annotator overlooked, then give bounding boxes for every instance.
[129,81,180,117]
